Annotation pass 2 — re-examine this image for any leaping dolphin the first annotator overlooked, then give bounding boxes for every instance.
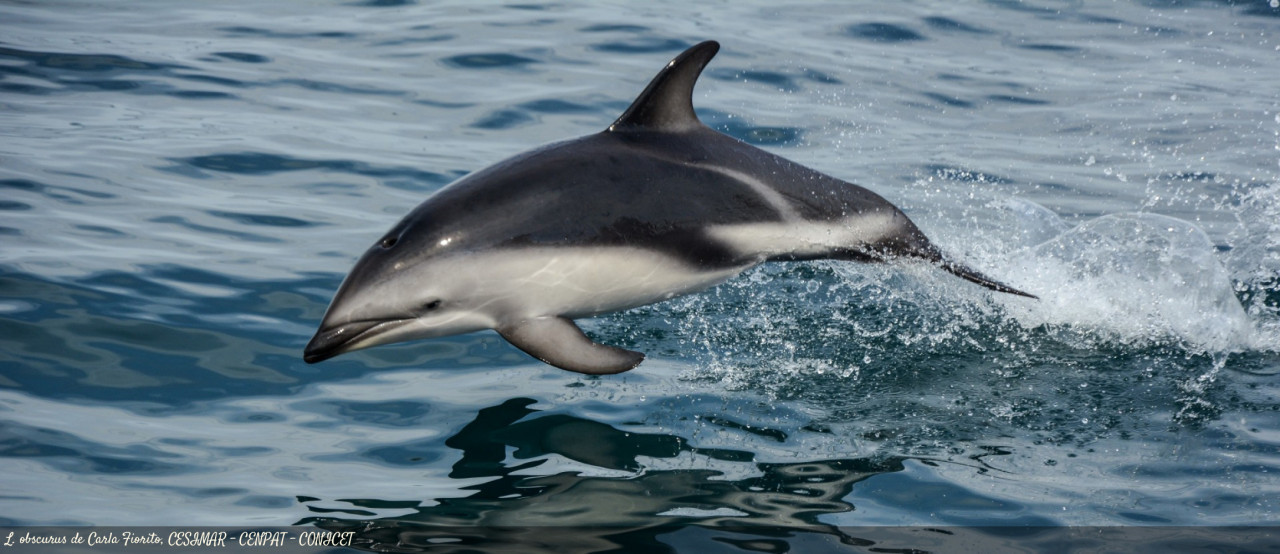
[304,40,1034,375]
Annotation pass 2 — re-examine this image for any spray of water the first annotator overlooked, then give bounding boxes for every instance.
[611,176,1279,446]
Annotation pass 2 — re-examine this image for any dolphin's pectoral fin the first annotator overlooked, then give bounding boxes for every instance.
[498,317,645,375]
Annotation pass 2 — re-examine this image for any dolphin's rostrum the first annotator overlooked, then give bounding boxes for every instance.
[304,41,1035,374]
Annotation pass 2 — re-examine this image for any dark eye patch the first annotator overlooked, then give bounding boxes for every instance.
[422,299,443,311]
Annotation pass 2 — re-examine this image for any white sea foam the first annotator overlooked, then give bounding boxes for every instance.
[904,187,1279,356]
[1003,212,1264,353]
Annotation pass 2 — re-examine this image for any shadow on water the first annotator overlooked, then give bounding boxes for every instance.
[297,397,1275,553]
[302,397,916,553]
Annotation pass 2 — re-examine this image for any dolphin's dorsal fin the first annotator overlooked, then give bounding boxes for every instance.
[608,40,719,133]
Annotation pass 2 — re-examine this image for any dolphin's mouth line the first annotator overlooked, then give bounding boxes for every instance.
[304,317,413,363]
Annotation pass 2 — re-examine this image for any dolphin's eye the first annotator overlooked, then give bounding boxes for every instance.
[380,236,398,249]
[422,299,443,312]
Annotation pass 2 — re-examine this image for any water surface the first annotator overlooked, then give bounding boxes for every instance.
[2,0,1279,551]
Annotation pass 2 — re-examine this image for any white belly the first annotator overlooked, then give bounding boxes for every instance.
[450,247,750,321]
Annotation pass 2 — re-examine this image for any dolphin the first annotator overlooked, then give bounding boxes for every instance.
[303,40,1034,375]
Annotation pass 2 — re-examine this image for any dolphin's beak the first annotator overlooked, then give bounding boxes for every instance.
[303,319,410,363]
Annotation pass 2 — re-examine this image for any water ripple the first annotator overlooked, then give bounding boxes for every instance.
[0,420,191,476]
[0,46,180,73]
[470,109,534,130]
[590,37,692,54]
[218,26,359,40]
[205,210,316,229]
[0,45,237,99]
[844,22,927,43]
[442,53,539,69]
[921,16,992,35]
[208,51,271,64]
[170,152,450,184]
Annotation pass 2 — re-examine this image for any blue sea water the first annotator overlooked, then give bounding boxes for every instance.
[2,0,1280,550]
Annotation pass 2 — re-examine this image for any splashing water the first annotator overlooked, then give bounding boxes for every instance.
[906,177,1279,357]
[651,190,1277,376]
[1008,212,1257,353]
[1224,182,1280,328]
[605,174,1280,453]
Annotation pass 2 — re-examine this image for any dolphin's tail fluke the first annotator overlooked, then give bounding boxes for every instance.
[862,222,1039,299]
[836,235,1038,299]
[936,257,1038,299]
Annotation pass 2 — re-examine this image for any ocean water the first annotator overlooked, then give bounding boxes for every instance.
[3,0,1280,550]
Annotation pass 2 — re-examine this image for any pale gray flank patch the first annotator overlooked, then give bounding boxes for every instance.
[706,211,900,259]
[688,161,801,221]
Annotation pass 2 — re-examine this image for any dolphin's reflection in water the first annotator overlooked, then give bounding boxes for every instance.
[303,397,907,552]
